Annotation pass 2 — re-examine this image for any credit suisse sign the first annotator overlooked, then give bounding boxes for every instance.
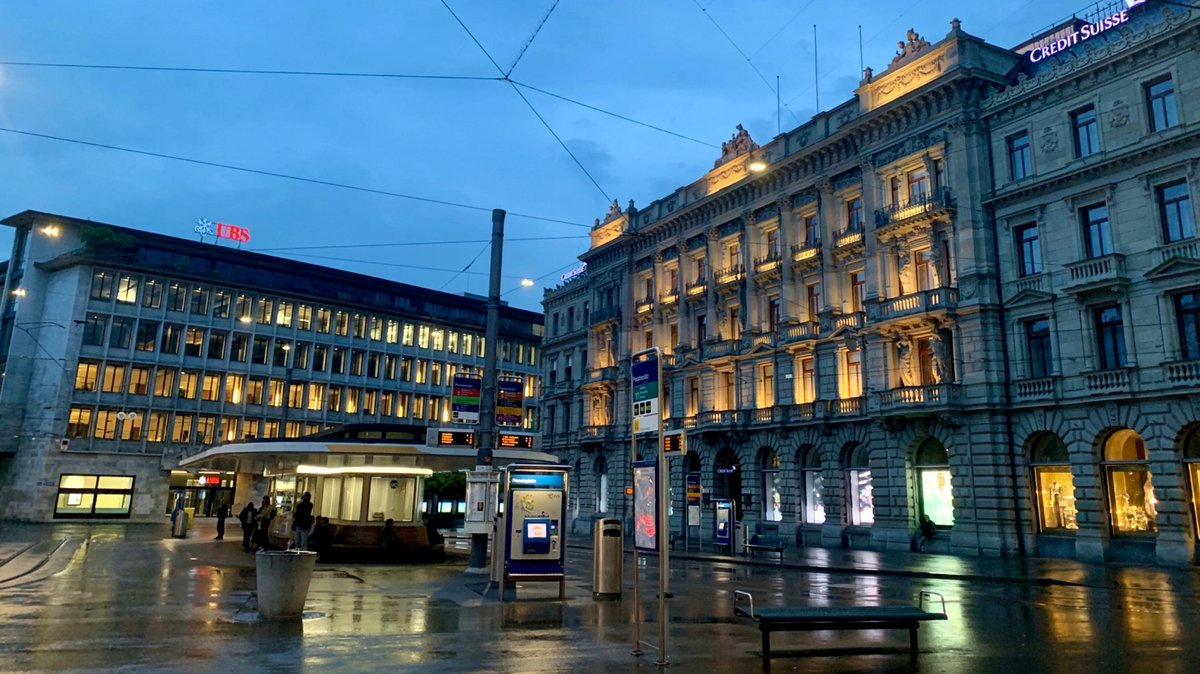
[1027,0,1146,63]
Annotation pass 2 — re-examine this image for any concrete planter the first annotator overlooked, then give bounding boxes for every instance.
[255,550,318,620]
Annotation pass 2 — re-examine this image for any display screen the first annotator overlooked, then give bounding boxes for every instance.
[526,521,548,539]
[633,461,657,551]
[919,469,955,527]
[498,433,534,449]
[437,431,475,447]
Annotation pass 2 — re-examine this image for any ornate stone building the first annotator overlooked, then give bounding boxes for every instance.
[543,2,1200,565]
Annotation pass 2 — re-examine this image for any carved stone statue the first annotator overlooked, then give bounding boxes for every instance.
[714,124,760,168]
[930,332,948,384]
[890,28,931,64]
[605,199,622,221]
[928,243,945,288]
[896,338,918,387]
[593,390,611,425]
[896,248,912,295]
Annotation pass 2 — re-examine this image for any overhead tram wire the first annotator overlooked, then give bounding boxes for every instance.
[504,0,562,78]
[0,61,504,81]
[0,126,588,228]
[440,0,613,203]
[690,0,804,127]
[438,242,492,291]
[746,0,820,60]
[250,234,585,254]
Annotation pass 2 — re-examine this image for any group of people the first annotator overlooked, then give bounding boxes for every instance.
[232,492,334,554]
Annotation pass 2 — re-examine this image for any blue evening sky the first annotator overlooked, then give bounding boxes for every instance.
[0,0,1094,311]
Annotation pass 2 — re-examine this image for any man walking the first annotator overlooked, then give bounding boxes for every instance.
[292,492,315,550]
[215,503,229,540]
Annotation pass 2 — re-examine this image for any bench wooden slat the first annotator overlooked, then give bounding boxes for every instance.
[752,606,945,622]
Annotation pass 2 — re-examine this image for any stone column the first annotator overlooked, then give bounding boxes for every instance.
[740,212,756,334]
[777,197,797,323]
[705,228,719,337]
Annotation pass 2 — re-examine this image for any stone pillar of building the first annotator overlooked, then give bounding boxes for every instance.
[705,228,719,338]
[740,213,756,335]
[777,197,798,323]
[677,243,694,349]
[1147,409,1196,565]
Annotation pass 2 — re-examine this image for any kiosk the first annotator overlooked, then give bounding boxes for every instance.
[495,463,569,600]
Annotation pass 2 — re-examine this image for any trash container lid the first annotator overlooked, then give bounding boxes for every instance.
[601,519,622,526]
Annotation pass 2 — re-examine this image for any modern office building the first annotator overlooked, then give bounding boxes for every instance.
[0,211,543,522]
[543,1,1200,565]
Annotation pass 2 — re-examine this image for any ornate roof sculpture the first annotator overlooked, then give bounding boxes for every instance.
[890,28,932,66]
[714,124,759,169]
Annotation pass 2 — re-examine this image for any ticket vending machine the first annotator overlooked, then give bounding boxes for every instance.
[496,464,568,601]
[713,498,734,551]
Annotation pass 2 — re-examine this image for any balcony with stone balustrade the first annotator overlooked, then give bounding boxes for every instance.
[828,397,864,417]
[701,339,740,361]
[753,249,782,275]
[685,278,708,298]
[1062,253,1128,296]
[873,187,955,236]
[874,287,959,322]
[714,263,744,289]
[635,295,654,315]
[1013,376,1059,402]
[1164,359,1200,384]
[778,321,820,345]
[877,384,960,411]
[659,288,680,306]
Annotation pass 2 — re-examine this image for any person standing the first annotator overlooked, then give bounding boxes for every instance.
[238,501,258,551]
[255,495,276,551]
[292,492,315,550]
[215,503,229,540]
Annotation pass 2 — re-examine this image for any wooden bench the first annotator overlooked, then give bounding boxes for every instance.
[745,525,785,563]
[733,590,947,667]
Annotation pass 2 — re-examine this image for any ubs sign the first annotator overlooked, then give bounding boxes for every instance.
[1028,0,1146,63]
[194,218,251,243]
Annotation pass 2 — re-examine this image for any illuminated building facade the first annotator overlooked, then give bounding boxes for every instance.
[0,211,543,521]
[544,1,1200,564]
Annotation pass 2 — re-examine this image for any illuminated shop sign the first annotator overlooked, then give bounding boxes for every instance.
[194,218,251,243]
[560,263,587,282]
[1028,0,1145,63]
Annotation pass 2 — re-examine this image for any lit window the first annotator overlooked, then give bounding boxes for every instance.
[1102,429,1156,534]
[914,438,954,527]
[1030,434,1077,532]
[846,443,874,526]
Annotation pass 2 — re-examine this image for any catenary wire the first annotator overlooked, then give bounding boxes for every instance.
[438,242,492,290]
[505,0,562,78]
[0,61,504,81]
[0,126,589,228]
[250,235,585,253]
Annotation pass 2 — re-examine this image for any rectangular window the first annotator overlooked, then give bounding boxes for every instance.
[332,347,346,374]
[184,327,204,357]
[268,379,285,407]
[418,325,431,349]
[799,357,816,404]
[135,320,158,352]
[75,362,100,391]
[351,349,365,376]
[846,197,863,230]
[908,168,929,202]
[100,364,125,393]
[368,352,381,378]
[327,386,342,412]
[756,362,774,408]
[1094,304,1128,370]
[462,333,474,355]
[167,283,187,312]
[90,271,115,301]
[402,323,415,346]
[696,314,707,344]
[145,412,169,443]
[803,215,819,245]
[1014,223,1043,276]
[109,317,133,349]
[67,407,93,438]
[177,371,199,400]
[293,342,310,370]
[189,286,210,315]
[307,382,327,411]
[297,304,313,330]
[213,290,231,318]
[1072,105,1099,157]
[276,302,294,327]
[207,331,227,360]
[251,337,269,365]
[152,368,175,398]
[335,311,350,336]
[225,374,245,404]
[1082,203,1113,258]
[230,333,249,362]
[1159,180,1195,243]
[806,283,821,320]
[246,378,265,405]
[201,374,222,401]
[1026,318,1052,379]
[370,317,384,341]
[316,307,332,333]
[431,328,444,351]
[312,344,328,372]
[1146,76,1178,132]
[1008,131,1032,180]
[236,294,253,323]
[82,313,107,346]
[345,387,360,414]
[160,324,183,354]
[128,367,149,395]
[415,359,428,384]
[1176,292,1200,361]
[172,414,194,443]
[273,340,292,367]
[844,350,863,398]
[257,297,274,324]
[142,279,163,309]
[54,474,135,519]
[115,275,138,304]
[352,313,367,338]
[387,320,400,344]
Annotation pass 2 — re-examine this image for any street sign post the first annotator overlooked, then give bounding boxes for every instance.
[629,347,668,665]
[496,379,524,426]
[451,374,482,424]
[631,352,660,434]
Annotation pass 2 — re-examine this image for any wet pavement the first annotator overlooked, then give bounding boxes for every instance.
[1,520,1199,673]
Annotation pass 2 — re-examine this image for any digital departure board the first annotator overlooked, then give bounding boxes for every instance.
[437,431,475,448]
[497,433,534,449]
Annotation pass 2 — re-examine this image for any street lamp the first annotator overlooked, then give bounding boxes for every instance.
[116,410,138,442]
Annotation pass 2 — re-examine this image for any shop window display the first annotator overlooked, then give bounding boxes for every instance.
[1185,428,1200,537]
[762,450,782,522]
[1030,434,1078,532]
[1103,429,1156,534]
[801,447,825,525]
[846,443,874,526]
[915,438,954,527]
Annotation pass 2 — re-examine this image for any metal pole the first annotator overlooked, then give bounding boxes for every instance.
[631,421,643,656]
[468,208,505,572]
[655,351,669,666]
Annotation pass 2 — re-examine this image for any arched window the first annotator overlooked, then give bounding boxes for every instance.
[1030,433,1077,532]
[760,449,782,522]
[846,443,874,526]
[1103,429,1156,534]
[595,456,608,514]
[1183,426,1200,537]
[915,438,954,527]
[800,446,825,525]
